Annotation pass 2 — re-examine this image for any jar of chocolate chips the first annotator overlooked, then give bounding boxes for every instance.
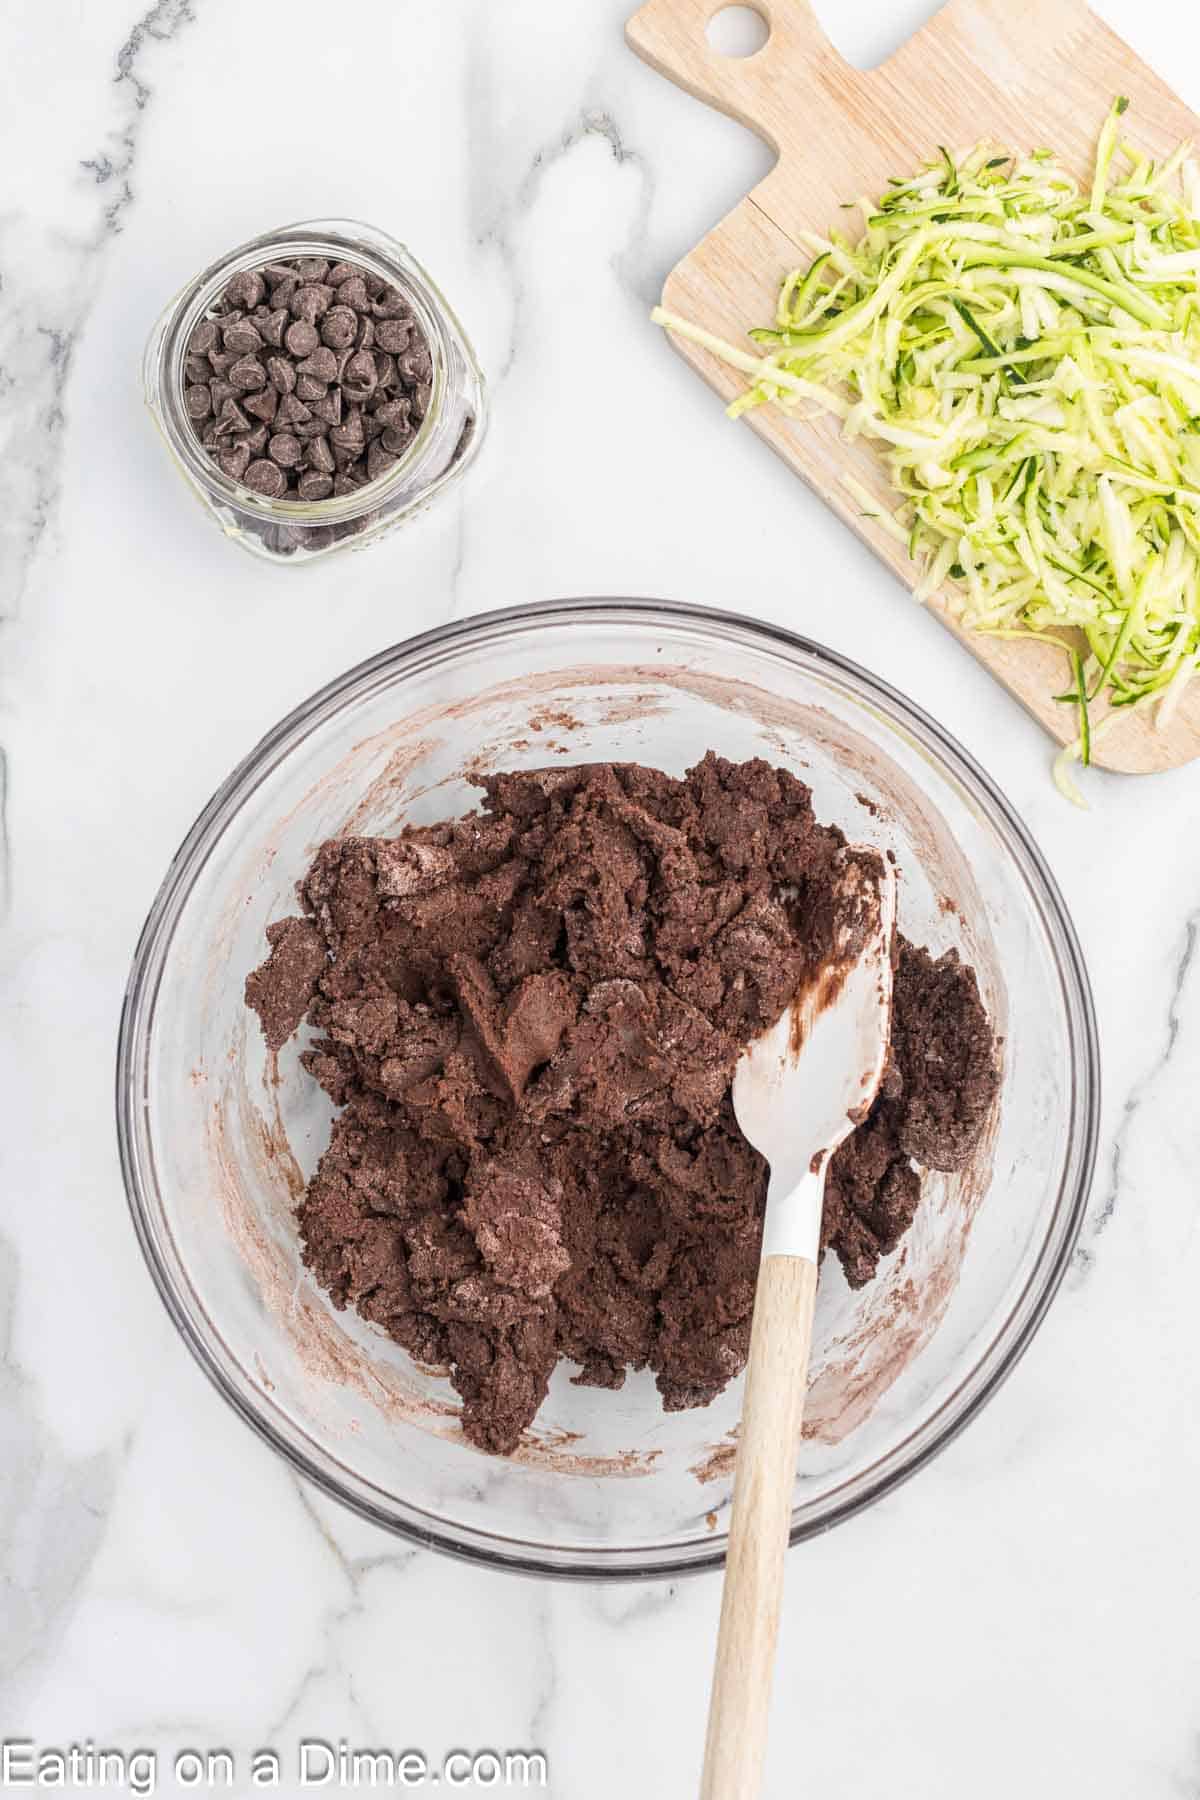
[144,220,485,562]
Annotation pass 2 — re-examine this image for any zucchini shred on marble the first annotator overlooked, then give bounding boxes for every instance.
[655,99,1200,802]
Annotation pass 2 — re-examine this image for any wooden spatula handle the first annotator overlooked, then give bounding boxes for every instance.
[700,1253,818,1800]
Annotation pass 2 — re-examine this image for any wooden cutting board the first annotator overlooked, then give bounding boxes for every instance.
[627,0,1200,773]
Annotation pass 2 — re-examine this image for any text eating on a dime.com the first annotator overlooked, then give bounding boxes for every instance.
[0,1739,550,1793]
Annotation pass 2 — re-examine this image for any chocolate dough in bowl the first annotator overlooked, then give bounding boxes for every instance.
[118,600,1097,1576]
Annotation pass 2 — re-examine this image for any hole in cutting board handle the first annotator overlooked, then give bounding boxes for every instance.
[706,5,770,58]
[808,0,947,70]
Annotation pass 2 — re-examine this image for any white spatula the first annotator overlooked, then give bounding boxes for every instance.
[701,856,898,1800]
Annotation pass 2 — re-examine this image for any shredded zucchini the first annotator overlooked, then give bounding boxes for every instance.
[653,99,1200,797]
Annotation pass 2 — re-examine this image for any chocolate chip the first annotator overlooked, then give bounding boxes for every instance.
[224,270,266,310]
[291,283,333,323]
[264,267,299,305]
[338,276,369,313]
[260,308,289,348]
[284,320,319,357]
[215,396,251,436]
[363,272,385,300]
[218,442,251,482]
[185,353,212,386]
[267,355,296,395]
[223,319,264,354]
[399,348,433,385]
[243,386,279,424]
[371,352,398,391]
[342,350,378,399]
[297,471,335,500]
[207,349,237,375]
[366,440,398,482]
[229,355,268,392]
[328,262,361,286]
[295,373,327,403]
[238,423,270,455]
[310,388,342,427]
[185,384,212,419]
[297,346,338,383]
[354,315,376,353]
[298,471,336,500]
[320,306,358,350]
[209,378,236,411]
[372,286,410,320]
[293,416,330,440]
[189,318,221,356]
[244,458,286,497]
[375,318,413,355]
[373,396,411,430]
[276,392,311,427]
[332,472,361,496]
[295,257,330,282]
[268,432,302,468]
[381,425,413,454]
[305,435,336,473]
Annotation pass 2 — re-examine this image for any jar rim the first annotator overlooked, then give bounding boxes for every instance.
[151,220,451,527]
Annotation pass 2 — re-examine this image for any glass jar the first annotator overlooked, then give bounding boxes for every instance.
[143,218,486,564]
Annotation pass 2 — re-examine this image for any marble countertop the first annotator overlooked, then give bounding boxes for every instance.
[4,0,1200,1794]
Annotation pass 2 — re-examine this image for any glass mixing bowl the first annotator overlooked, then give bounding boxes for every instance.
[116,600,1098,1578]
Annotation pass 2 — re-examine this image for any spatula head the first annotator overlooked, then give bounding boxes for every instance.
[732,856,897,1198]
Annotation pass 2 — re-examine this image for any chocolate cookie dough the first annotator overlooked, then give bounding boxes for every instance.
[247,754,1000,1455]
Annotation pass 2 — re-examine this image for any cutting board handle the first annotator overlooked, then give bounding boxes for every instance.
[626,0,1093,155]
[626,0,866,151]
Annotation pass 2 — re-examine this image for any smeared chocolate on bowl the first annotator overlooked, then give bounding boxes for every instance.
[246,754,1000,1455]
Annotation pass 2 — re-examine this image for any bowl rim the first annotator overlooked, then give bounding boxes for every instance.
[115,596,1100,1580]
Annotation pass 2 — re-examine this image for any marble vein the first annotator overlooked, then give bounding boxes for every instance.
[526,1590,561,1771]
[0,0,200,980]
[0,1231,119,1715]
[446,484,471,623]
[467,76,655,381]
[1074,906,1199,1276]
[264,1476,418,1742]
[585,1580,679,1629]
[0,0,199,618]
